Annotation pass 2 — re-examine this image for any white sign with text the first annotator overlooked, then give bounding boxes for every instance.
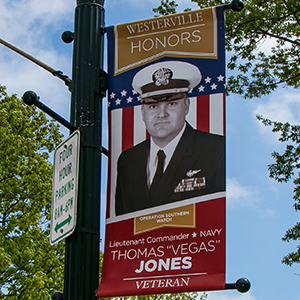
[50,130,80,245]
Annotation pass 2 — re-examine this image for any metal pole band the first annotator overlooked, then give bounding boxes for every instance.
[77,0,104,6]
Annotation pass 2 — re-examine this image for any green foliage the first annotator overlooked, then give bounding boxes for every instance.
[103,292,207,300]
[0,85,64,298]
[153,0,300,99]
[257,115,300,266]
[152,0,179,15]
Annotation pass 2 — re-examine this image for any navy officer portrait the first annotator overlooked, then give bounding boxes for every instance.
[115,61,225,216]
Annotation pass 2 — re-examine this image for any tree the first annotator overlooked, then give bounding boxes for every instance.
[153,0,300,99]
[257,116,300,266]
[111,293,208,300]
[0,85,64,298]
[153,0,300,267]
[152,0,179,15]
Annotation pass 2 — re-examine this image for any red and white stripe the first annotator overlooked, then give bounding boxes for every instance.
[106,93,226,218]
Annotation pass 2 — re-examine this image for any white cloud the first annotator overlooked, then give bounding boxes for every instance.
[227,178,276,216]
[253,89,300,125]
[226,178,256,207]
[0,0,73,122]
[0,0,74,44]
[0,46,71,119]
[252,88,300,144]
[256,36,277,56]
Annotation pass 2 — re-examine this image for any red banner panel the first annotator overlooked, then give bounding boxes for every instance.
[98,6,226,298]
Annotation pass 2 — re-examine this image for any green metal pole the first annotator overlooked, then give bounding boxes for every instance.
[63,1,105,299]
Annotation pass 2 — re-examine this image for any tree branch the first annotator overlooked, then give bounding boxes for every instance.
[257,29,300,46]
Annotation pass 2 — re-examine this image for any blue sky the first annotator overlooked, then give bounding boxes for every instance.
[1,0,300,299]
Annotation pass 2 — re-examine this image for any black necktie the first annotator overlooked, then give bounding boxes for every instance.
[150,150,166,191]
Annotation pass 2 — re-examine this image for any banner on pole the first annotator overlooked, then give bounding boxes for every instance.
[98,6,226,297]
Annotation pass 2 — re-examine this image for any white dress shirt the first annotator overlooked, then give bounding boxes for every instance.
[147,123,186,187]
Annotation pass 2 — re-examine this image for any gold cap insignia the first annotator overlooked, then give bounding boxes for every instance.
[152,68,173,86]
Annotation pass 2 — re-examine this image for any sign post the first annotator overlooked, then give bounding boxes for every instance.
[50,130,80,245]
[62,1,105,299]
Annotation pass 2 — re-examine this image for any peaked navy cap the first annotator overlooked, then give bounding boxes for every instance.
[132,61,201,100]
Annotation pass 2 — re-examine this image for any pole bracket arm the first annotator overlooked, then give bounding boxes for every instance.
[225,278,251,293]
[223,0,244,11]
[96,68,108,97]
[52,70,72,91]
[22,90,77,132]
[100,26,107,35]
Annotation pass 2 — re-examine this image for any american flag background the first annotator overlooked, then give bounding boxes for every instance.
[105,7,226,219]
[106,78,226,219]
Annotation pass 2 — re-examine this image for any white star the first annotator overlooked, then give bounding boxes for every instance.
[198,85,205,92]
[121,90,127,97]
[188,88,193,93]
[107,101,111,107]
[110,92,116,99]
[137,96,141,102]
[132,90,138,95]
[127,96,133,103]
[205,76,211,83]
[217,74,224,82]
[211,83,217,90]
[115,98,121,105]
[192,232,197,238]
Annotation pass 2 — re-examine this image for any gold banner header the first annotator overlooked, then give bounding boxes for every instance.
[114,7,218,75]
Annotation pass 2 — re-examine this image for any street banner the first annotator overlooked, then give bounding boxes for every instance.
[98,6,226,298]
